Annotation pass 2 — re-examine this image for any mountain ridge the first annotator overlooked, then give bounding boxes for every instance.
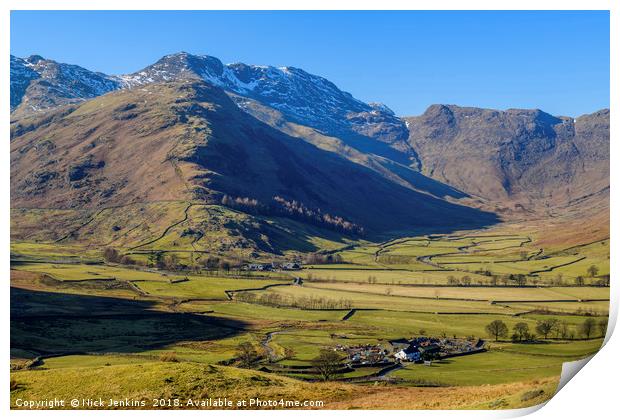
[10,55,121,116]
[11,52,414,161]
[10,80,498,236]
[404,104,609,214]
[10,52,609,227]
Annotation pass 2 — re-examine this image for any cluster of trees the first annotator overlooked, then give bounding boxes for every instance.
[485,317,608,342]
[454,270,609,288]
[103,247,190,271]
[594,274,610,287]
[479,274,528,286]
[304,253,343,264]
[221,195,265,214]
[447,275,473,286]
[502,274,527,287]
[103,246,295,279]
[304,274,379,284]
[272,196,364,235]
[511,322,535,342]
[146,252,184,271]
[547,265,607,286]
[146,252,241,273]
[235,291,353,310]
[199,255,233,272]
[532,305,607,317]
[219,194,365,235]
[446,273,528,287]
[563,271,606,287]
[377,255,417,265]
[103,247,139,266]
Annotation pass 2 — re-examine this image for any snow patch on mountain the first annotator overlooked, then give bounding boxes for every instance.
[119,53,409,144]
[10,54,121,113]
[11,52,410,151]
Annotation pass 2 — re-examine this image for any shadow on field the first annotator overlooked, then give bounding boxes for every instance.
[10,287,248,357]
[429,359,454,367]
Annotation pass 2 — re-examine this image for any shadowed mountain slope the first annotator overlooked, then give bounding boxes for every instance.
[10,81,498,235]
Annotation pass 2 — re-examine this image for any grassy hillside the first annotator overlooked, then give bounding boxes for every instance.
[10,81,498,235]
[11,361,559,410]
[11,202,355,262]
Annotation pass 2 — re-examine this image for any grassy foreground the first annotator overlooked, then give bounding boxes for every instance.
[10,361,558,410]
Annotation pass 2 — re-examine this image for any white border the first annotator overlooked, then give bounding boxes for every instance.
[2,1,616,419]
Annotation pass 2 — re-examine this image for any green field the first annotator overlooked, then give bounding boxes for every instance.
[10,216,610,410]
[390,351,563,386]
[503,301,609,315]
[245,284,517,314]
[134,276,284,300]
[304,282,608,302]
[14,262,171,281]
[300,268,489,285]
[179,301,348,322]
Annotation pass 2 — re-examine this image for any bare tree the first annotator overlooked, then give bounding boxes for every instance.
[103,247,121,263]
[236,342,259,368]
[574,276,585,286]
[580,318,596,339]
[587,265,599,278]
[513,322,530,342]
[557,320,570,339]
[486,320,508,341]
[163,253,179,270]
[535,318,559,340]
[597,275,610,287]
[312,349,341,381]
[515,274,527,287]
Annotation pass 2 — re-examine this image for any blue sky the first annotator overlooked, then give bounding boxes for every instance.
[10,10,609,117]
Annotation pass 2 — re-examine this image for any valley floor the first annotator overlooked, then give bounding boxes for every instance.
[9,204,610,410]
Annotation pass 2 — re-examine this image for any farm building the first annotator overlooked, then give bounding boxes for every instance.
[391,336,485,363]
[245,263,274,271]
[394,344,421,362]
[282,262,302,270]
[336,344,390,364]
[244,262,302,271]
[419,344,441,359]
[388,338,411,352]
